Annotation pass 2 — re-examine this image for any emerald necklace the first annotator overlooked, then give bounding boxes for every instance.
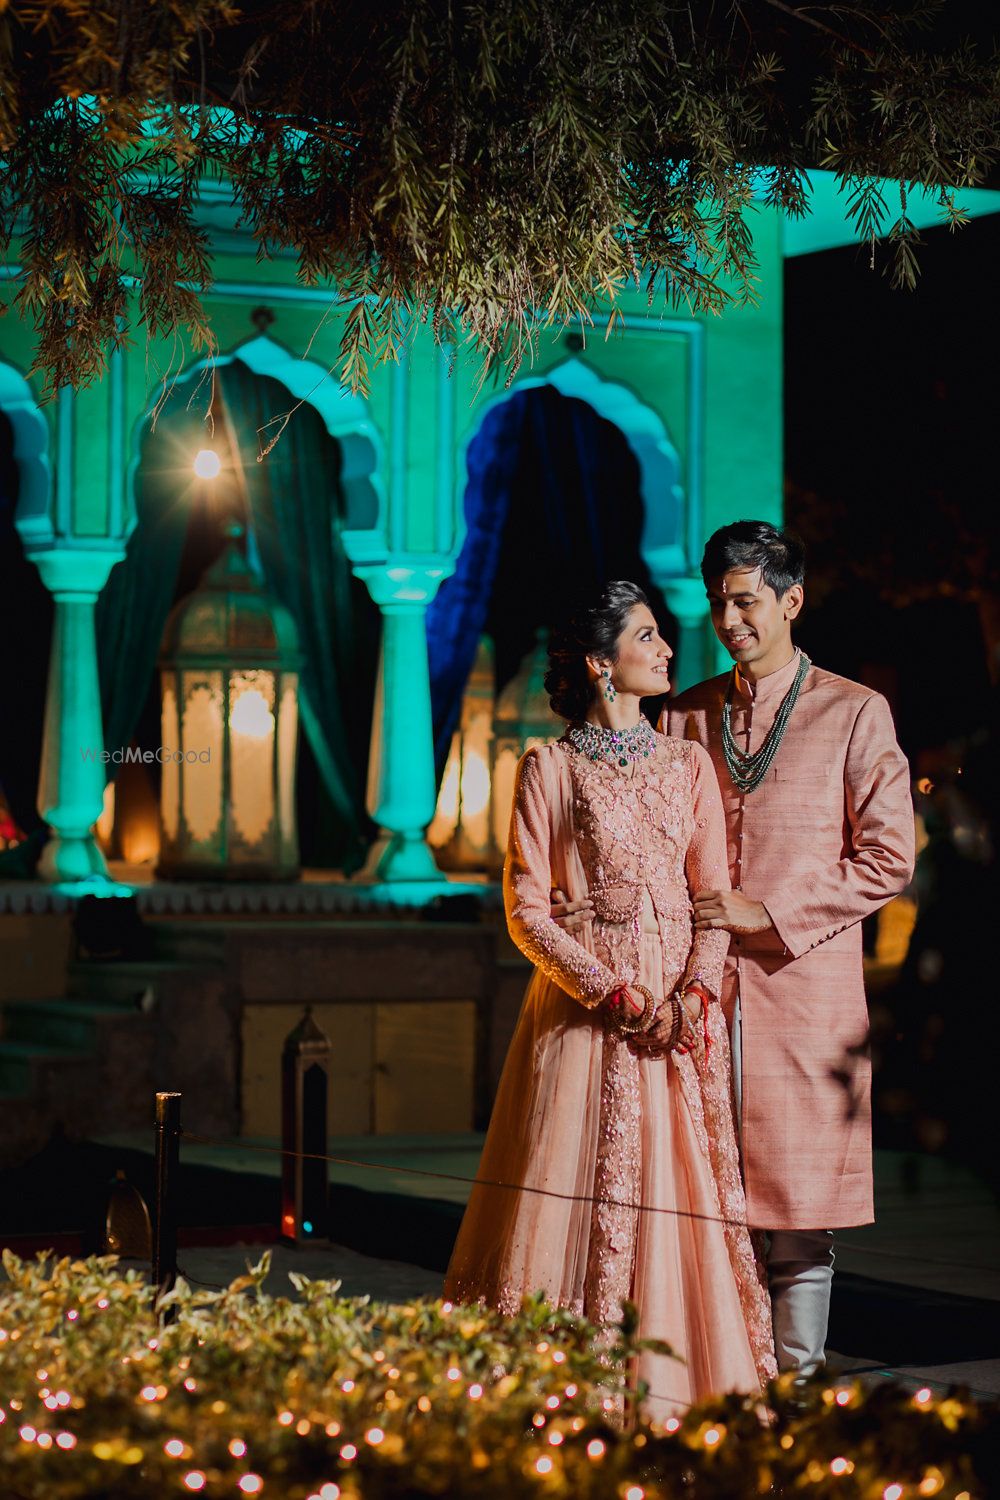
[721,651,811,793]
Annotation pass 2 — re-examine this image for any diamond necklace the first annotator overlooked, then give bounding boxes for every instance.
[565,718,658,769]
[721,651,811,793]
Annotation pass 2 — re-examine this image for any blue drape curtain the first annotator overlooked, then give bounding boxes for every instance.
[0,410,51,838]
[426,385,673,772]
[94,362,374,872]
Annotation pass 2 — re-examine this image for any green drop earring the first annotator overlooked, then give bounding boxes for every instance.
[603,670,617,703]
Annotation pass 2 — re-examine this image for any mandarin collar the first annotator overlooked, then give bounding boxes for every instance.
[734,647,803,707]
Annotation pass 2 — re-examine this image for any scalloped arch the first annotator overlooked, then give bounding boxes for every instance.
[0,361,53,545]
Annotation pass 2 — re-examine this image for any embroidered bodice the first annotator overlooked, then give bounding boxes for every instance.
[504,733,730,1009]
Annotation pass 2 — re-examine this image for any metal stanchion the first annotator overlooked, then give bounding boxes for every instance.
[152,1091,181,1312]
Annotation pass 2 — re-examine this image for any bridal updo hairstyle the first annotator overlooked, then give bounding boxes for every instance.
[545,580,650,722]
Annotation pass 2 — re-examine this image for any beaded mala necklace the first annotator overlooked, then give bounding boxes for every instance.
[721,651,811,793]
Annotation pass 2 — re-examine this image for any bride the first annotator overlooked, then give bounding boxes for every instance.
[444,580,775,1414]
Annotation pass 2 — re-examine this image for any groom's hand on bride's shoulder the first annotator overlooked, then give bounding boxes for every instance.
[550,887,594,930]
[693,889,773,934]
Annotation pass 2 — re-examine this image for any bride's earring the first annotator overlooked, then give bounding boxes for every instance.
[603,669,617,703]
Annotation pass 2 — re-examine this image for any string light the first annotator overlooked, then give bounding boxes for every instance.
[883,1486,904,1500]
[184,1472,206,1491]
[230,1438,248,1458]
[365,1428,384,1445]
[340,1444,357,1462]
[238,1476,264,1495]
[165,1439,185,1458]
[625,1487,644,1500]
[915,1388,933,1406]
[587,1439,605,1459]
[535,1456,553,1474]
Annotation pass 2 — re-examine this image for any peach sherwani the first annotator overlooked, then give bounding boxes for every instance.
[666,653,915,1231]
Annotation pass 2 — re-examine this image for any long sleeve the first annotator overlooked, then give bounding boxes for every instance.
[503,749,617,1007]
[763,693,915,960]
[682,742,731,999]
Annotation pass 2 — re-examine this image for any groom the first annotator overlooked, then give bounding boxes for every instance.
[554,520,915,1378]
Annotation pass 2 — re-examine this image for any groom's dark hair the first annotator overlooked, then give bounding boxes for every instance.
[701,520,805,599]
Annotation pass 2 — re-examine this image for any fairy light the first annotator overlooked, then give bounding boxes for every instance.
[66,1309,79,1322]
[366,1428,384,1446]
[446,1367,461,1381]
[835,1388,852,1406]
[884,1486,904,1500]
[319,1487,341,1500]
[238,1476,263,1495]
[278,1411,294,1426]
[703,1426,723,1446]
[665,1417,681,1433]
[296,1418,311,1436]
[140,1385,159,1402]
[387,1367,400,1380]
[229,1438,248,1458]
[780,1434,794,1449]
[915,1388,933,1406]
[56,1432,76,1450]
[535,1342,549,1354]
[341,1380,355,1393]
[165,1439,185,1458]
[831,1457,853,1476]
[325,1421,341,1437]
[535,1456,553,1474]
[545,1395,560,1410]
[564,1383,577,1398]
[532,1414,546,1428]
[468,1384,483,1400]
[587,1439,605,1459]
[184,1378,198,1392]
[19,1425,37,1443]
[548,1430,563,1446]
[36,1431,53,1449]
[417,1397,432,1414]
[551,1351,565,1364]
[97,1299,109,1310]
[340,1443,357,1462]
[625,1487,644,1500]
[184,1472,206,1491]
[571,1417,585,1432]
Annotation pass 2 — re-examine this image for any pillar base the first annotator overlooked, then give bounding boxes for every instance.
[38,831,110,884]
[364,830,442,883]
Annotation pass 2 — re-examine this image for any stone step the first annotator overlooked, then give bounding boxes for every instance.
[0,1039,81,1096]
[2,997,139,1052]
[67,957,219,1005]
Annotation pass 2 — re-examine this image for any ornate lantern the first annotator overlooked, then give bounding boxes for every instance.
[157,523,301,880]
[489,630,562,870]
[281,1006,331,1245]
[428,636,496,871]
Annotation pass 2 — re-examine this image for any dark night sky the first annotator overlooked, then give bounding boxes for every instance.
[783,209,1000,763]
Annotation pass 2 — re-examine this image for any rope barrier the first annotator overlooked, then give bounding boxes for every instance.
[178,1128,999,1277]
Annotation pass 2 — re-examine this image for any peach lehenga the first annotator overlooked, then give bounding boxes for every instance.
[444,733,776,1416]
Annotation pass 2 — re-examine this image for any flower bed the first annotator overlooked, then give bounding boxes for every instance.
[0,1252,994,1498]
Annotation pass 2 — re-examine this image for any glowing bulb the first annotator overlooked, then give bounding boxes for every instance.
[468,1384,483,1400]
[165,1439,185,1457]
[884,1487,904,1500]
[193,449,222,480]
[535,1456,553,1474]
[704,1427,721,1446]
[229,688,274,739]
[229,1439,247,1458]
[365,1428,384,1445]
[184,1473,206,1492]
[831,1457,851,1475]
[319,1487,341,1500]
[238,1477,263,1495]
[835,1388,852,1405]
[915,1387,933,1405]
[587,1439,605,1459]
[665,1417,681,1433]
[56,1432,76,1450]
[625,1488,645,1500]
[340,1444,357,1462]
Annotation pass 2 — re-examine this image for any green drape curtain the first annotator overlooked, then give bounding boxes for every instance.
[95,359,372,872]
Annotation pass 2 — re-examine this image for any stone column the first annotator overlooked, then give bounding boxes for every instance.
[32,548,123,882]
[355,560,449,882]
[659,576,719,693]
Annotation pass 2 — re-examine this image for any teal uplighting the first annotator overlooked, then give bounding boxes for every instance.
[302,1221,314,1235]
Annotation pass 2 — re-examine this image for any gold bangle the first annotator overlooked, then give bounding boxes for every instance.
[609,982,656,1037]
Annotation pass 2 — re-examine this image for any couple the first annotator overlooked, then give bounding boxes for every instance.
[445,521,915,1417]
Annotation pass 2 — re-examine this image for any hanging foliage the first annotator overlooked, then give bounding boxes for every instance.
[1,1,999,397]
